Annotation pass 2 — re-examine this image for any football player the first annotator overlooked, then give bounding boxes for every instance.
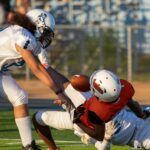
[0,9,74,150]
[32,69,148,150]
[77,107,150,150]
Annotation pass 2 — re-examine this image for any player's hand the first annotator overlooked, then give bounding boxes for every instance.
[53,99,67,109]
[57,92,75,112]
[53,99,64,106]
[105,120,121,141]
[73,128,90,145]
[81,133,90,145]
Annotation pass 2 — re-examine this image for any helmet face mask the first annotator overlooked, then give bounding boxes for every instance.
[90,70,122,102]
[37,26,54,48]
[27,9,55,48]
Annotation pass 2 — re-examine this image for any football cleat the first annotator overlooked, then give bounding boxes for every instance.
[22,140,41,150]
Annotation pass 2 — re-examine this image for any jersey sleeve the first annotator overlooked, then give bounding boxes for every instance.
[120,79,135,99]
[37,49,50,69]
[14,27,40,54]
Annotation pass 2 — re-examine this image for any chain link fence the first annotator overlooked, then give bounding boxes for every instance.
[1,25,149,81]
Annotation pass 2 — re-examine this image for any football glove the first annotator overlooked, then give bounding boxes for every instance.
[105,120,121,141]
[81,133,90,145]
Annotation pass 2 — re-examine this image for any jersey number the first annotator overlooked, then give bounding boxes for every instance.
[24,40,30,49]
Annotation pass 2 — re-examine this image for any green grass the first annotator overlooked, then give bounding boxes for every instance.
[0,110,131,150]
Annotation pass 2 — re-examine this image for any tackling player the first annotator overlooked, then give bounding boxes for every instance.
[32,69,148,150]
[78,107,150,150]
[0,9,74,150]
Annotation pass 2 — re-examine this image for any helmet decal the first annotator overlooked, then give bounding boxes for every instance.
[36,13,47,27]
[93,79,104,94]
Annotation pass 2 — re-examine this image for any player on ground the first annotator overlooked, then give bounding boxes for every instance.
[78,107,150,150]
[32,69,148,150]
[0,9,74,150]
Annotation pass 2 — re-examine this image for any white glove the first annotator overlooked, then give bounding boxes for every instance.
[73,124,90,145]
[97,140,111,150]
[74,129,90,145]
[105,120,121,141]
[81,133,90,145]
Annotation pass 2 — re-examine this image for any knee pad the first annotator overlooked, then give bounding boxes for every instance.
[11,90,28,106]
[35,111,48,126]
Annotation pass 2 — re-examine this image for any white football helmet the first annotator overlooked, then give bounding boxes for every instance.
[90,70,121,102]
[27,9,55,48]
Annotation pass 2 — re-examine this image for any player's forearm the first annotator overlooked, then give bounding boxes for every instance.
[75,122,104,141]
[30,62,66,97]
[31,63,60,92]
[46,66,69,88]
[127,99,145,118]
[16,45,62,92]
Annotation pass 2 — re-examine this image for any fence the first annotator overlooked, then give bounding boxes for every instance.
[1,24,150,81]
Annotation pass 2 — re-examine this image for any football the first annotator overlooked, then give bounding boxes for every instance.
[70,74,90,92]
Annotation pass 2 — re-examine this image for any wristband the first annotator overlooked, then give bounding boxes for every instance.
[55,89,63,95]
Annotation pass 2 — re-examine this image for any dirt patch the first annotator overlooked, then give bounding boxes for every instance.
[132,82,150,105]
[17,80,150,105]
[16,80,57,99]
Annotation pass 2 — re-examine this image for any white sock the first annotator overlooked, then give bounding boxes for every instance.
[15,116,33,147]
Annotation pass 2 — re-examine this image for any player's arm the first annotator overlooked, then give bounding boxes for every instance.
[99,120,121,150]
[46,66,70,89]
[16,44,59,91]
[74,111,105,141]
[36,49,74,109]
[75,122,105,141]
[127,99,145,118]
[15,44,74,108]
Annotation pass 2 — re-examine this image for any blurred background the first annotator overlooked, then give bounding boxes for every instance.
[0,0,150,82]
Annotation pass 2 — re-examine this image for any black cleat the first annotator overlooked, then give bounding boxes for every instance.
[22,140,41,150]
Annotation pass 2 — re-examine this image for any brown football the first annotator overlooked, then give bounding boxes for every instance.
[70,74,90,92]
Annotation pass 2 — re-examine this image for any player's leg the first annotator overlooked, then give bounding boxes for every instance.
[0,73,39,149]
[138,118,150,149]
[32,113,57,150]
[32,110,73,150]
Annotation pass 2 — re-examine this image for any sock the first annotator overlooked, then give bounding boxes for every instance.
[15,116,33,147]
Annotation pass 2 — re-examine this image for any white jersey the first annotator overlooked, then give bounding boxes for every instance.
[37,48,50,69]
[0,25,49,72]
[109,108,145,146]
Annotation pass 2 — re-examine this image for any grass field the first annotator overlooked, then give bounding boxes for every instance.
[0,109,131,150]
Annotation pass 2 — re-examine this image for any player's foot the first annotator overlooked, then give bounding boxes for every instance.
[22,140,41,150]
